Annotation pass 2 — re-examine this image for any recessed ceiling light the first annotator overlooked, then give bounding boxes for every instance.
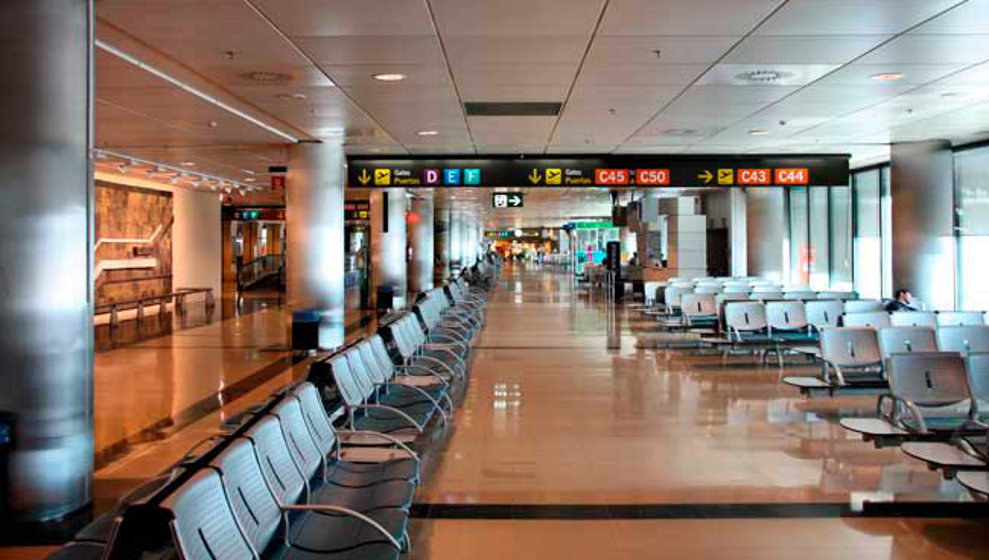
[181,161,196,167]
[663,128,701,137]
[245,177,256,182]
[275,92,308,101]
[872,72,903,82]
[417,130,439,136]
[240,71,293,84]
[373,73,406,82]
[735,69,793,84]
[748,129,769,136]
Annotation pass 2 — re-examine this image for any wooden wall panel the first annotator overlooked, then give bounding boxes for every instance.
[94,181,173,306]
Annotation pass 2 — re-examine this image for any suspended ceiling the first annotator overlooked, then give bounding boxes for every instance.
[93,0,989,219]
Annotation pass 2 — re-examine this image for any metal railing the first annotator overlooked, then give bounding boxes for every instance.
[237,254,285,290]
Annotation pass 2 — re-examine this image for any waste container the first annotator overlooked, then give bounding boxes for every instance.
[376,285,395,312]
[292,309,320,351]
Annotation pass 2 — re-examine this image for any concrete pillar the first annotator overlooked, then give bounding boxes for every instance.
[662,197,707,279]
[891,141,956,310]
[286,142,346,348]
[370,189,407,309]
[408,194,434,294]
[449,210,463,273]
[434,205,450,283]
[729,189,748,277]
[0,0,93,521]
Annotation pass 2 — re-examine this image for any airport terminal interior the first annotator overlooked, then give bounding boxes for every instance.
[7,0,989,559]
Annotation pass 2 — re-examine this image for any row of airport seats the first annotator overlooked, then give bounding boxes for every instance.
[42,273,494,560]
[645,278,858,317]
[837,350,989,499]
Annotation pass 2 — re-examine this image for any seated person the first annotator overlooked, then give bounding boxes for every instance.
[885,289,918,312]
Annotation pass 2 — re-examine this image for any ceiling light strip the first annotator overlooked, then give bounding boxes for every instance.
[94,38,300,144]
[94,148,255,190]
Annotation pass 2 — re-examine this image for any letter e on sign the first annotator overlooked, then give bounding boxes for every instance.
[636,169,670,186]
[738,169,770,186]
[775,168,809,185]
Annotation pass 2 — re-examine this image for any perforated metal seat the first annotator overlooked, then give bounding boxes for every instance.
[936,326,989,355]
[293,383,419,484]
[890,311,937,328]
[805,300,844,331]
[844,300,884,313]
[842,311,892,328]
[936,311,986,327]
[877,327,937,359]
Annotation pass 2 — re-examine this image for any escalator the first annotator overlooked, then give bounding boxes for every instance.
[237,254,285,291]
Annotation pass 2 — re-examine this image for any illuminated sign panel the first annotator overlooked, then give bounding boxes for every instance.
[347,155,847,188]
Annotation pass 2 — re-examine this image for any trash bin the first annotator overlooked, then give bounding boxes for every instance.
[292,309,320,351]
[376,285,395,312]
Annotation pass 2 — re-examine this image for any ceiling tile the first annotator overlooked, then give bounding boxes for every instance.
[756,0,965,35]
[430,0,605,36]
[586,36,739,66]
[724,35,891,64]
[600,0,783,35]
[251,0,436,36]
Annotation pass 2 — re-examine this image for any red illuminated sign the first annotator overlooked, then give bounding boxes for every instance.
[635,169,670,186]
[595,169,629,185]
[775,168,809,185]
[738,169,771,186]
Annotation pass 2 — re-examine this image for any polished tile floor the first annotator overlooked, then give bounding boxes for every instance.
[8,264,989,560]
[408,263,988,560]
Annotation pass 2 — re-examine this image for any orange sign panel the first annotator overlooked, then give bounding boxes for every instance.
[635,169,670,185]
[595,169,629,185]
[774,168,810,185]
[737,169,771,186]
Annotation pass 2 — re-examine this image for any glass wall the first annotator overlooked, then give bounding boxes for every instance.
[955,146,989,310]
[829,186,853,291]
[851,166,891,299]
[781,186,848,289]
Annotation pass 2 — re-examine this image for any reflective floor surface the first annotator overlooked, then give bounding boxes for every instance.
[5,264,988,560]
[408,263,989,560]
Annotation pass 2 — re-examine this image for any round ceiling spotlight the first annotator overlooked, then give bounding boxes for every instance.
[372,73,407,82]
[240,71,293,84]
[748,129,769,136]
[275,92,308,101]
[417,130,439,136]
[735,69,793,84]
[181,161,196,167]
[871,72,904,82]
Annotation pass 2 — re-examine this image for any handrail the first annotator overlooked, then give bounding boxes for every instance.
[237,253,285,289]
[94,287,215,328]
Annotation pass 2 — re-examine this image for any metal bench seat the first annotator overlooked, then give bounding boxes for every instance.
[782,327,886,396]
[248,413,415,512]
[162,464,404,560]
[329,353,436,435]
[840,352,981,447]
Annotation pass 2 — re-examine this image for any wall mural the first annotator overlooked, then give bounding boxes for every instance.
[94,181,173,306]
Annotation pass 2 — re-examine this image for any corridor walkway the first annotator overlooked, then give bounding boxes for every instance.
[410,263,988,560]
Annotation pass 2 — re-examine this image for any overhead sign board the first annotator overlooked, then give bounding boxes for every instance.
[492,193,524,208]
[344,200,370,222]
[347,154,848,188]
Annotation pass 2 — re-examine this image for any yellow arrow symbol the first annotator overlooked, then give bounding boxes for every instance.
[698,170,713,184]
[358,169,371,185]
[528,169,542,184]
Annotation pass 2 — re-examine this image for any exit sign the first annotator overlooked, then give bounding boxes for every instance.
[492,193,524,208]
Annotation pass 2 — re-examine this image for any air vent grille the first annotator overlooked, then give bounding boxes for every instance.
[464,102,562,116]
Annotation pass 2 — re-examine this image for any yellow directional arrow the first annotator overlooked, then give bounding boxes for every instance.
[528,169,542,184]
[698,170,714,184]
[358,169,371,185]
